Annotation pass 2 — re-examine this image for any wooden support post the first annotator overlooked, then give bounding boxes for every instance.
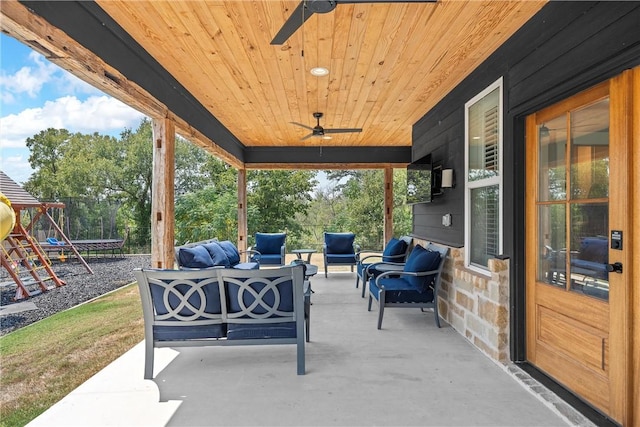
[151,118,175,269]
[237,168,248,254]
[384,167,394,244]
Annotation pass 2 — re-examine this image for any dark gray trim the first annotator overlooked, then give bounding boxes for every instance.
[243,146,411,165]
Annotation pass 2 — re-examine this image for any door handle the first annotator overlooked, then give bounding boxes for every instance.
[606,262,623,274]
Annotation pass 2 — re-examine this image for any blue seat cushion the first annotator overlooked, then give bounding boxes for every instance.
[571,259,608,280]
[357,262,370,278]
[259,254,283,265]
[231,262,260,270]
[218,241,241,265]
[153,324,225,341]
[226,322,297,340]
[403,245,441,292]
[203,242,231,267]
[325,233,355,254]
[326,253,357,264]
[369,277,435,303]
[178,245,215,268]
[255,233,286,255]
[382,238,408,262]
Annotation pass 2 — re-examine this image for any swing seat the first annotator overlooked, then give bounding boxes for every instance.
[46,237,65,246]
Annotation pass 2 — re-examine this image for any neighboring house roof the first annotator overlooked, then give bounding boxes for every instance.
[0,170,43,208]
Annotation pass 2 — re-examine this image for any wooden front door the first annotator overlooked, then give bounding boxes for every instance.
[525,71,635,424]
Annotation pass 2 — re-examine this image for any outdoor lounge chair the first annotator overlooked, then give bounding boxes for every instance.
[250,232,286,265]
[355,235,412,296]
[368,242,448,329]
[322,232,360,277]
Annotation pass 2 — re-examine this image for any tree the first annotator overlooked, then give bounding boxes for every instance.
[246,170,317,244]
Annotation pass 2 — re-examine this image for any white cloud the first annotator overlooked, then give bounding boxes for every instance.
[0,153,32,185]
[0,51,58,99]
[0,95,146,148]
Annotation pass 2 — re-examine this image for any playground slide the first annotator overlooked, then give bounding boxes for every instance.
[0,192,16,240]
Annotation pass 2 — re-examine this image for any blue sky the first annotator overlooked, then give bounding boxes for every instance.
[0,33,145,184]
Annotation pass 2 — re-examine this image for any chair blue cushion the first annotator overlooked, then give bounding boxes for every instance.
[227,322,297,340]
[231,262,260,270]
[153,324,225,340]
[326,254,357,264]
[382,238,408,262]
[203,242,231,267]
[403,245,441,292]
[369,277,435,303]
[218,240,241,265]
[325,233,356,254]
[178,245,215,268]
[259,254,283,265]
[255,233,286,255]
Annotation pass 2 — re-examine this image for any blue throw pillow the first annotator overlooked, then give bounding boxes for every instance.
[178,245,215,268]
[403,245,441,292]
[218,240,241,265]
[382,238,407,262]
[203,242,231,267]
[255,233,286,255]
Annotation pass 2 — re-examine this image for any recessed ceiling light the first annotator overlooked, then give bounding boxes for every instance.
[310,67,329,77]
[322,135,332,140]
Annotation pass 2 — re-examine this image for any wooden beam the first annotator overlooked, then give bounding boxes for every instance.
[237,169,248,254]
[384,167,394,243]
[151,118,175,269]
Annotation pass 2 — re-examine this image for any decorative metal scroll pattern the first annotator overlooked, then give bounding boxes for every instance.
[148,276,222,324]
[223,276,295,321]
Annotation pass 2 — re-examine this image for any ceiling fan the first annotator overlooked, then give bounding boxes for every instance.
[271,0,438,45]
[292,112,362,140]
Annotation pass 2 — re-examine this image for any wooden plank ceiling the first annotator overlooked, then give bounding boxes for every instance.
[2,0,546,166]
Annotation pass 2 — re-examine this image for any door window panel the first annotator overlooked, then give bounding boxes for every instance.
[536,97,610,301]
[537,204,566,287]
[538,116,567,201]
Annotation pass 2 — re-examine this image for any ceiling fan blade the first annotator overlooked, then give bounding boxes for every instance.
[324,128,363,133]
[271,2,316,45]
[300,133,315,141]
[291,121,315,131]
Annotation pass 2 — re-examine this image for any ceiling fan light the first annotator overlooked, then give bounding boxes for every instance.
[310,67,329,77]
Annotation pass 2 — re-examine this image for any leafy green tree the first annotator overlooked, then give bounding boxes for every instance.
[318,169,412,249]
[246,170,317,244]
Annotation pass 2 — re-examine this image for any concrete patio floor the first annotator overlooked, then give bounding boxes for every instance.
[28,271,595,427]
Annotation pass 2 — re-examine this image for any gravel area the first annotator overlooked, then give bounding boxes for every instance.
[0,255,151,336]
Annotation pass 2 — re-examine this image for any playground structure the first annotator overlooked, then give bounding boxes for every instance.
[1,171,93,300]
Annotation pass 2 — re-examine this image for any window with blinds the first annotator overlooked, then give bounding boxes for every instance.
[465,78,503,273]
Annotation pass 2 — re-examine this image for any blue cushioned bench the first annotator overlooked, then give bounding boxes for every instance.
[134,265,306,377]
[174,239,261,270]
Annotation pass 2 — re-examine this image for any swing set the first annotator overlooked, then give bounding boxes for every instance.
[1,171,93,300]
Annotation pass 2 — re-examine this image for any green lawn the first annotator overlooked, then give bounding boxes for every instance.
[0,284,144,427]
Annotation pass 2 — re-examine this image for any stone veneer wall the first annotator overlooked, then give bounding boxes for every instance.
[416,239,511,362]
